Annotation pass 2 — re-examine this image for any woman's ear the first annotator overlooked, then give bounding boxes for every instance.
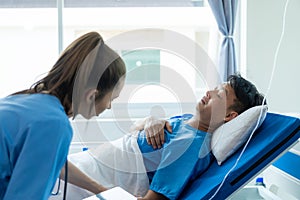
[224,111,238,122]
[85,89,99,104]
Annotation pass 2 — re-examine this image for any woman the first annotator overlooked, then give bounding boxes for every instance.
[0,32,126,200]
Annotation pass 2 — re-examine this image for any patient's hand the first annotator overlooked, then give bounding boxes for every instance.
[144,116,172,149]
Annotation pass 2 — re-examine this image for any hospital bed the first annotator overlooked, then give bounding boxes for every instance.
[179,112,300,200]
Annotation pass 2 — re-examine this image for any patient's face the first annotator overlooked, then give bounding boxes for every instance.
[197,82,237,130]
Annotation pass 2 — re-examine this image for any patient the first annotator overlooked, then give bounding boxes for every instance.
[51,74,266,200]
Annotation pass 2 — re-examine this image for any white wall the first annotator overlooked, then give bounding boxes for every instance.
[246,0,300,114]
[247,3,300,199]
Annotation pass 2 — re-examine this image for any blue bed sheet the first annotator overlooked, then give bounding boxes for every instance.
[179,112,300,200]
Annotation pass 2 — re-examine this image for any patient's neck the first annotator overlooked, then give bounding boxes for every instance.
[186,117,210,133]
[186,112,223,133]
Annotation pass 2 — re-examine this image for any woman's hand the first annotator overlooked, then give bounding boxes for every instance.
[144,116,172,149]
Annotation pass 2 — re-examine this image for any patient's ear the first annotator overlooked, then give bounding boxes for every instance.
[224,111,238,122]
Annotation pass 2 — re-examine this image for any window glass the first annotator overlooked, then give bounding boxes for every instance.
[0,2,218,104]
[122,49,160,84]
[65,7,218,103]
[0,8,58,97]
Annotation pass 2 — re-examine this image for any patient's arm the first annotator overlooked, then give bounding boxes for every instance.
[138,190,168,200]
[60,161,107,194]
[131,116,172,149]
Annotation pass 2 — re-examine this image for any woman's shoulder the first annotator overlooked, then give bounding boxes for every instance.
[3,93,69,125]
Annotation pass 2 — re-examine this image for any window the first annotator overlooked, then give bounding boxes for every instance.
[0,0,224,150]
[0,5,218,101]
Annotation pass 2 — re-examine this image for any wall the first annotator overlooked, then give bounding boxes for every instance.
[246,0,300,114]
[246,3,300,200]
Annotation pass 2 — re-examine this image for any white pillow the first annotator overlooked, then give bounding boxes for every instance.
[211,105,268,165]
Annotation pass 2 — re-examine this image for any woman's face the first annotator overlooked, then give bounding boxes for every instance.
[78,79,125,119]
[94,79,125,117]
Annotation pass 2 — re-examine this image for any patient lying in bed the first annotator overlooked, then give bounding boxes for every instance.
[50,74,267,200]
[59,114,212,200]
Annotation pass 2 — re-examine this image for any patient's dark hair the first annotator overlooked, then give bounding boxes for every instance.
[228,73,267,114]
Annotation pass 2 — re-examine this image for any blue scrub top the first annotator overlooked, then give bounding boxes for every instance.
[0,94,73,200]
[137,114,212,200]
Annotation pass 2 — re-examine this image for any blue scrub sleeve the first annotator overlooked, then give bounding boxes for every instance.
[3,119,72,200]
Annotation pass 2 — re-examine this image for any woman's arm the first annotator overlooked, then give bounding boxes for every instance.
[60,160,107,194]
[137,190,168,200]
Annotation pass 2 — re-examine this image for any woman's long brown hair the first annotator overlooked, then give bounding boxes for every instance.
[12,32,126,116]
